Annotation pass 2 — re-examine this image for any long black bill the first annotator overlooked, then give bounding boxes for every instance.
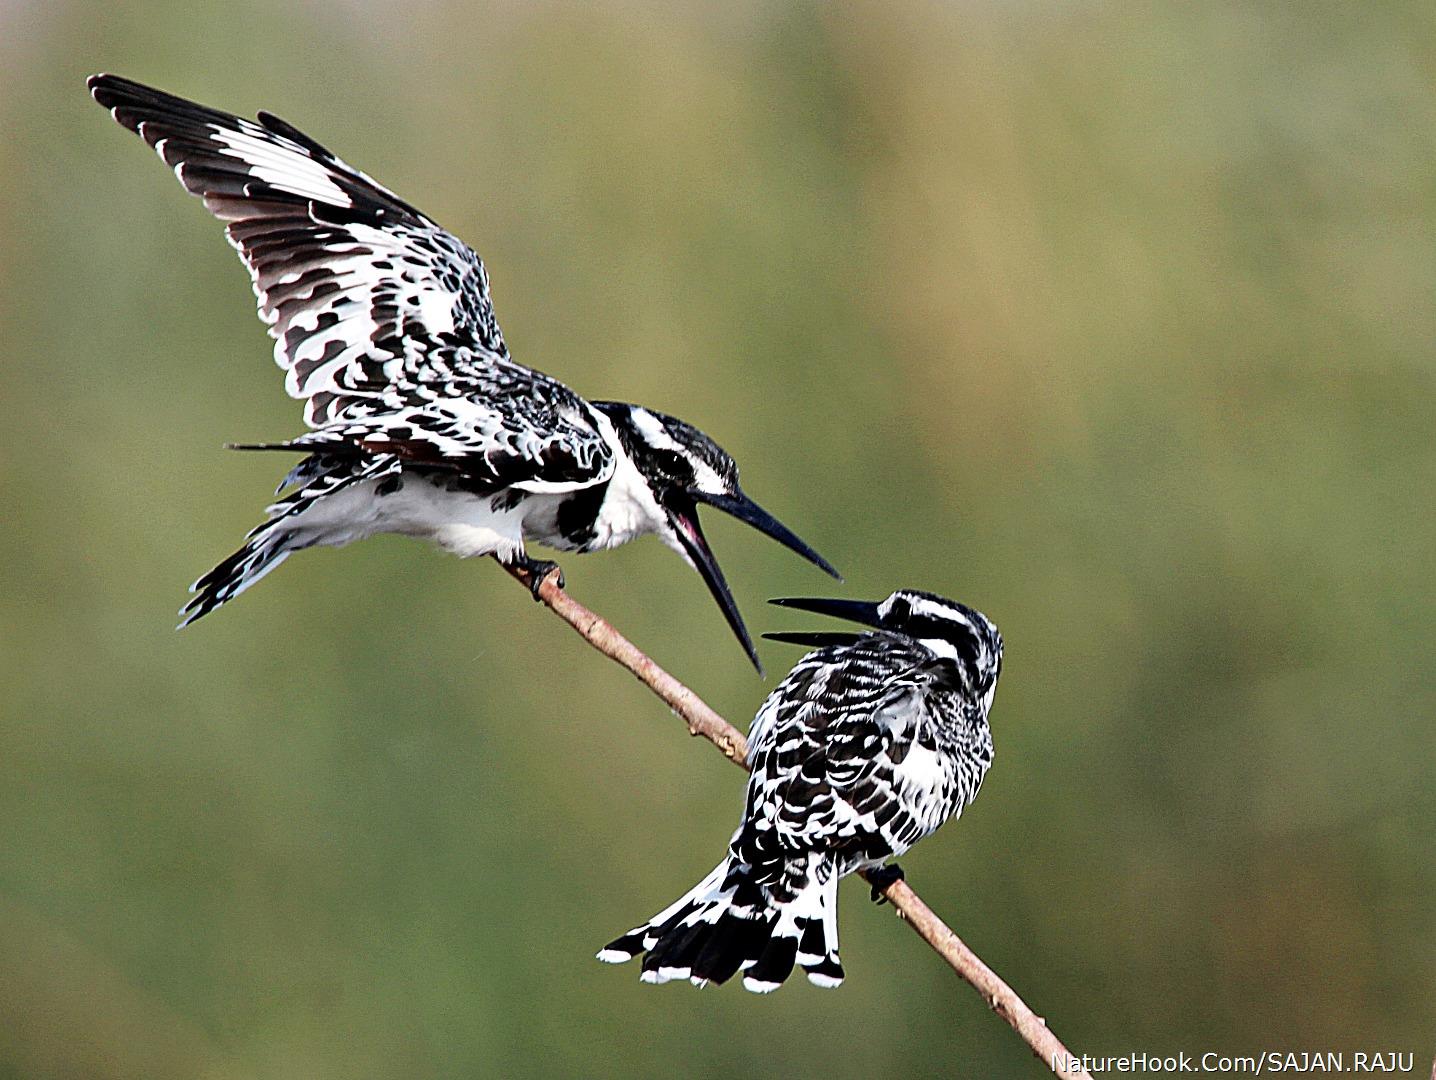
[693,491,841,581]
[668,500,763,674]
[761,630,865,647]
[767,596,883,627]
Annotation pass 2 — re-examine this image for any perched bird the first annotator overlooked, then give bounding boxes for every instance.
[598,589,1002,990]
[88,74,837,668]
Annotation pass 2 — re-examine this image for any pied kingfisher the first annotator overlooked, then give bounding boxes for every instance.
[88,75,838,668]
[598,589,1002,990]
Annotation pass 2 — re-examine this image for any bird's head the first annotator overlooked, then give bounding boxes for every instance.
[767,589,1003,708]
[595,402,839,671]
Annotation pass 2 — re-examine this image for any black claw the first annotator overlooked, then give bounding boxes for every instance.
[513,555,563,600]
[868,863,905,905]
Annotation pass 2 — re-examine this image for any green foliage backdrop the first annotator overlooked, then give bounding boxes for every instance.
[1,2,1432,1076]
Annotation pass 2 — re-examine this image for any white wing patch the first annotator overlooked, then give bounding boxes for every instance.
[211,123,354,206]
[91,74,512,427]
[415,287,458,336]
[93,74,616,493]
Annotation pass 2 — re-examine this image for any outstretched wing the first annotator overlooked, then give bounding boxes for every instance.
[88,73,509,427]
[90,74,615,492]
[737,635,941,883]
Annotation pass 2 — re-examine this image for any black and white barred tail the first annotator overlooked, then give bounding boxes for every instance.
[178,454,399,626]
[597,853,845,992]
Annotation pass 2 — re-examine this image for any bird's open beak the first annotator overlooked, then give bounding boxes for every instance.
[761,596,883,648]
[767,596,883,625]
[666,497,763,674]
[691,490,841,581]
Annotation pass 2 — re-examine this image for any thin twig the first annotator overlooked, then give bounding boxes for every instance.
[505,563,1089,1078]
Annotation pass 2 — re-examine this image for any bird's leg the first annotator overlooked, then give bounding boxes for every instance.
[508,552,564,600]
[867,863,905,905]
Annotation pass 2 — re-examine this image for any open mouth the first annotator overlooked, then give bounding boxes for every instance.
[761,596,884,648]
[691,491,840,581]
[667,497,761,673]
[666,491,841,674]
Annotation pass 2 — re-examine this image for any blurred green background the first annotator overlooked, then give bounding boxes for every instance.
[2,1,1433,1076]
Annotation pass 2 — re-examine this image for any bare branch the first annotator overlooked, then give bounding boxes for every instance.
[505,562,1090,1079]
[506,565,749,765]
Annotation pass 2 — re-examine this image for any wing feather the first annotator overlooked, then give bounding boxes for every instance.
[90,73,613,492]
[738,636,937,882]
[89,73,507,421]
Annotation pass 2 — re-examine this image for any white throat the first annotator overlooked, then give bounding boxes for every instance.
[587,410,676,552]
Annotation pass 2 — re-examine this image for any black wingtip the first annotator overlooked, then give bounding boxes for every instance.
[87,72,118,107]
[86,73,196,132]
[87,72,148,106]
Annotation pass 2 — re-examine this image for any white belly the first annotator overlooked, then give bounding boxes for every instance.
[281,474,547,561]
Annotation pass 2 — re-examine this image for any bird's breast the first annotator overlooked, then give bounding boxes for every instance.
[354,470,531,559]
[582,453,670,551]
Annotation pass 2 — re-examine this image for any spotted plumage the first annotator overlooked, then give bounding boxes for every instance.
[599,590,1003,990]
[88,75,837,667]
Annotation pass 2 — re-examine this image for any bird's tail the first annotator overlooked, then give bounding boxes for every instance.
[597,853,844,992]
[178,455,399,627]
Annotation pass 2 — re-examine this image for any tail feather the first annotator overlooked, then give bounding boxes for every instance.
[691,909,769,986]
[643,920,712,984]
[178,454,399,626]
[744,931,799,993]
[598,854,844,992]
[179,522,293,626]
[596,861,725,969]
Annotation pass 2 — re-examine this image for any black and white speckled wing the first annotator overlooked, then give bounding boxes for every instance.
[90,74,615,492]
[266,366,615,494]
[600,597,999,992]
[738,634,952,892]
[89,74,510,426]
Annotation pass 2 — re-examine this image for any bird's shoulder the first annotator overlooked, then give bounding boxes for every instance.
[747,633,938,754]
[274,362,616,493]
[737,635,959,865]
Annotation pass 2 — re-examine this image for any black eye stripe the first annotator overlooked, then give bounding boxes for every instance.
[883,613,1000,673]
[902,614,976,643]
